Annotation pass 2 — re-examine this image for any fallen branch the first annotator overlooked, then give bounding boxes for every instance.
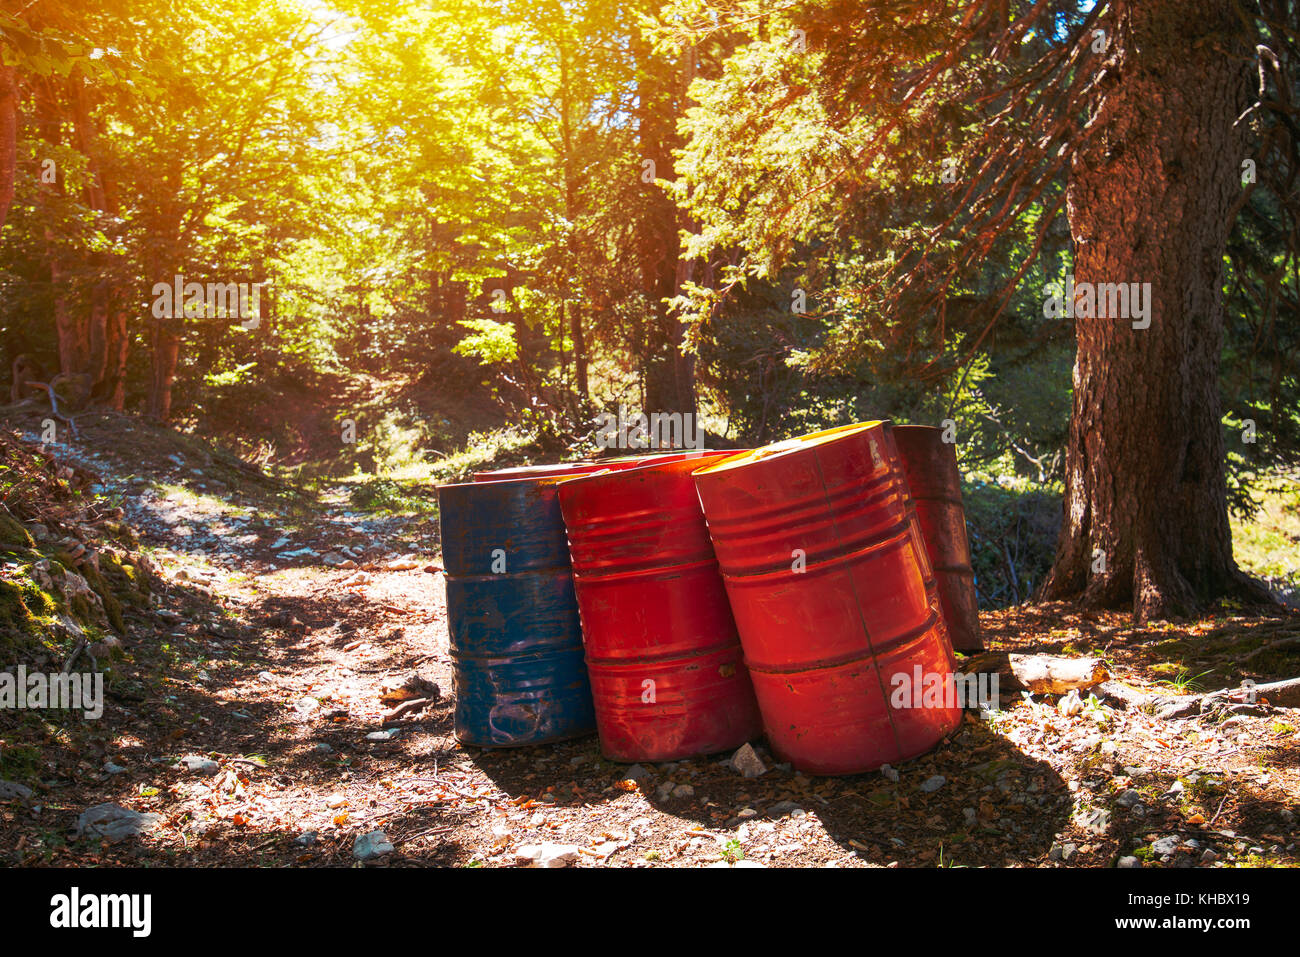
[1241,636,1300,662]
[381,696,432,723]
[25,382,81,438]
[965,652,1108,694]
[1098,676,1300,718]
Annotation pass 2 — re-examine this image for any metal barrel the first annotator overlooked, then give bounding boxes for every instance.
[472,462,603,482]
[890,425,982,652]
[558,451,763,762]
[473,450,717,482]
[438,474,596,747]
[693,422,963,775]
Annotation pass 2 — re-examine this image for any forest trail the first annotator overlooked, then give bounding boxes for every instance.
[3,410,1300,868]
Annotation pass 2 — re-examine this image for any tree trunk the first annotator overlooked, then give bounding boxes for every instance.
[0,64,16,233]
[149,322,179,422]
[71,78,128,409]
[1041,0,1263,621]
[569,301,588,400]
[638,40,697,417]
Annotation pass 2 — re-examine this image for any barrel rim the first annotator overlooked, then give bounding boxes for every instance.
[693,420,888,477]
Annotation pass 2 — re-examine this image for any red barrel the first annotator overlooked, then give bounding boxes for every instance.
[558,452,764,762]
[473,462,604,482]
[473,451,719,482]
[889,425,982,652]
[693,422,962,775]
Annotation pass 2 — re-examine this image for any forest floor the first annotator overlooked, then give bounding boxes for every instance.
[2,407,1299,868]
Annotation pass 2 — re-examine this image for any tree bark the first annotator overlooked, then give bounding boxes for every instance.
[0,64,16,233]
[639,41,697,417]
[1041,0,1264,620]
[71,79,128,409]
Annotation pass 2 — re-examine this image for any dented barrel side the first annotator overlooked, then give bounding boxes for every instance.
[558,453,763,762]
[693,422,962,775]
[891,425,982,652]
[438,476,595,747]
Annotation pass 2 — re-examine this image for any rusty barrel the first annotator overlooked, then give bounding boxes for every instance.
[890,425,982,652]
[438,473,596,747]
[693,422,962,775]
[473,462,604,482]
[558,451,763,762]
[473,451,716,482]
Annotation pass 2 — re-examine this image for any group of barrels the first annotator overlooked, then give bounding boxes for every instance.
[436,421,983,777]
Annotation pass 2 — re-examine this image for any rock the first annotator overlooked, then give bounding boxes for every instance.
[919,775,947,793]
[1074,807,1112,836]
[75,803,162,843]
[491,824,512,847]
[1049,842,1064,862]
[1115,788,1143,808]
[1117,855,1141,869]
[326,793,348,809]
[1057,689,1084,716]
[737,807,758,819]
[516,843,581,868]
[766,800,802,818]
[0,779,34,801]
[1151,836,1180,857]
[1200,849,1219,864]
[175,755,220,776]
[322,552,348,566]
[379,673,439,706]
[672,784,695,799]
[1100,740,1118,754]
[619,764,652,784]
[353,830,394,861]
[1061,842,1077,861]
[313,743,334,756]
[962,807,977,825]
[880,764,900,783]
[295,831,318,847]
[729,743,767,779]
[102,762,127,775]
[257,671,278,685]
[295,696,321,714]
[655,781,674,801]
[366,729,400,742]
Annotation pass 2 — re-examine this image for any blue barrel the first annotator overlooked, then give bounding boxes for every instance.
[438,475,596,747]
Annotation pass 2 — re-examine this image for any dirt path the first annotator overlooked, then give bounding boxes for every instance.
[3,412,1300,868]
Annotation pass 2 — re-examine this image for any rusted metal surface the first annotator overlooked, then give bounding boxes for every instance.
[472,451,707,482]
[693,422,962,775]
[472,462,603,482]
[558,452,763,762]
[890,425,983,652]
[437,475,595,747]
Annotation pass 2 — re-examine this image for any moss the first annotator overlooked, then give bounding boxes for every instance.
[0,512,35,552]
[0,576,50,658]
[100,551,149,604]
[78,562,125,633]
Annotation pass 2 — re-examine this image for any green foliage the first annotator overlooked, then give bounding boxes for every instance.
[453,319,519,366]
